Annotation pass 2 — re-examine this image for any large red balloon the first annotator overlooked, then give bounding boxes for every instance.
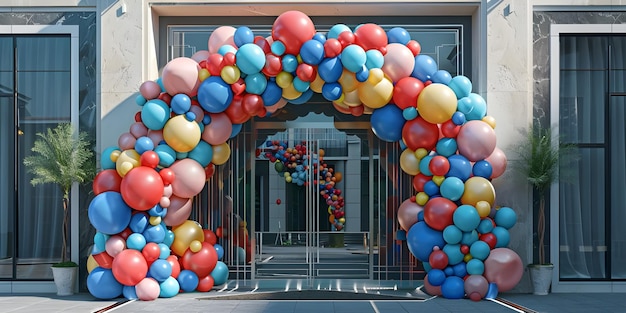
[120,166,164,211]
[393,77,424,110]
[112,249,148,286]
[181,242,218,278]
[93,169,122,195]
[402,117,439,151]
[271,11,315,55]
[423,197,457,231]
[224,96,250,124]
[354,23,388,52]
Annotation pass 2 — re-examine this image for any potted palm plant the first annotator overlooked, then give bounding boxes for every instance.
[513,122,576,295]
[23,123,95,296]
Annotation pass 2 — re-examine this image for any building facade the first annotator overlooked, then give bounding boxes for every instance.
[0,0,624,294]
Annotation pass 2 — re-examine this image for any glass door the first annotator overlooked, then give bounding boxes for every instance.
[610,95,626,278]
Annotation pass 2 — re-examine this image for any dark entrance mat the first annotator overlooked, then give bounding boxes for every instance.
[198,290,427,301]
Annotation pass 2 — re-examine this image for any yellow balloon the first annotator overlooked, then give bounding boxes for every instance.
[432,175,445,186]
[171,220,204,256]
[220,65,240,84]
[461,176,496,207]
[342,90,361,107]
[110,149,121,162]
[358,70,393,109]
[414,148,428,160]
[367,68,385,85]
[282,83,302,100]
[475,200,492,218]
[149,216,161,226]
[163,115,201,153]
[310,73,325,93]
[482,115,497,129]
[189,240,203,253]
[463,254,473,262]
[198,68,210,81]
[115,149,140,177]
[339,217,346,224]
[399,149,420,175]
[417,83,458,124]
[276,71,294,89]
[416,192,429,206]
[285,176,292,183]
[87,254,98,273]
[211,142,231,165]
[339,70,359,93]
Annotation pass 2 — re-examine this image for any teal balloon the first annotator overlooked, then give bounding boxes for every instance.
[188,140,213,167]
[453,204,480,232]
[281,54,298,73]
[402,107,418,120]
[159,277,180,298]
[470,240,491,260]
[341,45,367,73]
[141,99,170,130]
[217,44,237,56]
[126,233,146,250]
[440,176,465,201]
[100,146,119,169]
[457,93,487,121]
[236,43,265,74]
[495,207,517,229]
[492,226,510,248]
[327,24,351,38]
[448,75,472,99]
[245,72,268,95]
[419,155,434,176]
[292,77,310,93]
[466,259,485,275]
[443,225,462,244]
[442,244,464,265]
[365,49,384,69]
[163,230,175,247]
[271,41,286,56]
[211,261,230,285]
[436,138,458,157]
[155,144,176,167]
[461,230,479,246]
[93,232,108,253]
[135,95,146,106]
[477,218,495,234]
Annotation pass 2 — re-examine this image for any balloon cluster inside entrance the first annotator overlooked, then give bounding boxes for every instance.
[86,10,522,301]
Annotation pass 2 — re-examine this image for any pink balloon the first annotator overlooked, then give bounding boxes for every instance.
[397,198,424,232]
[191,50,210,63]
[457,120,497,162]
[202,113,233,145]
[163,195,192,227]
[129,122,148,138]
[189,105,205,123]
[208,26,236,54]
[118,132,136,151]
[104,235,125,258]
[163,184,173,198]
[161,57,201,96]
[169,159,206,198]
[159,196,170,208]
[485,147,507,179]
[147,129,164,146]
[464,274,489,301]
[139,81,161,100]
[135,277,160,301]
[423,274,442,296]
[483,248,524,292]
[382,43,415,82]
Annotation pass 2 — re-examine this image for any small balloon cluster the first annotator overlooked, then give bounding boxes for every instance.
[262,140,345,230]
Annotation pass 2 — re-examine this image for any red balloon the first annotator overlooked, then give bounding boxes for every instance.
[224,96,251,124]
[441,119,461,138]
[134,111,142,122]
[429,156,450,176]
[120,166,164,211]
[157,92,172,104]
[203,229,217,245]
[276,198,281,205]
[207,53,224,76]
[222,52,236,66]
[254,36,271,54]
[159,168,175,185]
[93,169,122,195]
[140,150,160,168]
[215,226,223,238]
[231,78,246,96]
[181,242,218,278]
[263,53,282,77]
[429,249,449,269]
[423,197,457,231]
[332,101,351,114]
[296,63,316,82]
[271,11,315,55]
[412,173,431,192]
[338,31,355,48]
[166,255,181,279]
[460,244,470,255]
[112,249,148,286]
[118,227,132,240]
[406,40,422,56]
[93,251,113,269]
[354,23,388,52]
[142,242,161,264]
[242,94,264,116]
[349,104,365,117]
[393,77,424,110]
[402,117,439,151]
[205,163,216,179]
[479,233,497,249]
[196,274,215,292]
[324,38,343,58]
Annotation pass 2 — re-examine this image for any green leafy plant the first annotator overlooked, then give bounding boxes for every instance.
[23,123,95,267]
[513,123,577,265]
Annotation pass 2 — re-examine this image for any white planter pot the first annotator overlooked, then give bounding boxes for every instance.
[51,266,78,296]
[528,264,553,295]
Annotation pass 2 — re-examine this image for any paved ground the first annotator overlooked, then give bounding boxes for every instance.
[3,289,626,313]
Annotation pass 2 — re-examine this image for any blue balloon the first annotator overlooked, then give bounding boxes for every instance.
[281,54,298,73]
[365,49,384,69]
[177,270,199,292]
[472,160,493,179]
[129,212,150,233]
[318,57,343,83]
[123,285,138,300]
[443,266,454,276]
[135,94,147,106]
[159,277,180,298]
[211,261,230,285]
[341,45,367,73]
[446,154,472,181]
[423,180,440,197]
[244,72,268,95]
[188,140,213,168]
[402,107,418,120]
[149,259,172,282]
[143,223,166,243]
[234,26,254,47]
[321,82,342,101]
[495,207,517,229]
[327,24,351,39]
[370,105,405,142]
[288,89,314,105]
[448,75,472,99]
[492,226,510,248]
[163,230,175,247]
[171,94,191,114]
[452,261,467,277]
[230,123,242,138]
[461,230,479,246]
[312,32,327,43]
[197,76,233,113]
[134,136,155,155]
[443,225,463,244]
[126,233,147,250]
[431,70,453,85]
[441,276,465,299]
[141,99,170,130]
[155,144,176,167]
[396,229,407,241]
[412,55,438,82]
[457,93,487,121]
[261,81,282,106]
[427,269,446,286]
[355,65,369,82]
[443,244,464,265]
[300,39,325,65]
[406,221,445,262]
[477,218,495,234]
[453,205,481,232]
[419,155,434,176]
[87,267,123,299]
[436,138,457,157]
[470,240,491,261]
[214,243,224,260]
[158,243,171,259]
[387,27,410,45]
[236,43,265,74]
[485,282,499,299]
[452,111,466,125]
[93,232,108,253]
[100,146,119,170]
[271,41,286,56]
[88,192,132,235]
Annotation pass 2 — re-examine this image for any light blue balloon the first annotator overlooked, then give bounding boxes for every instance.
[432,70,453,85]
[214,243,224,260]
[442,244,464,265]
[281,54,298,73]
[492,226,510,248]
[436,138,458,157]
[93,232,109,253]
[163,230,175,247]
[234,26,254,47]
[477,218,495,234]
[271,41,286,56]
[155,144,176,167]
[188,140,213,167]
[387,27,410,45]
[461,230,479,246]
[135,95,146,106]
[365,49,384,69]
[244,72,268,95]
[454,205,480,232]
[440,176,465,201]
[217,44,237,56]
[402,107,418,120]
[236,43,266,74]
[211,261,230,285]
[419,155,434,176]
[292,77,310,93]
[126,233,146,250]
[134,136,154,155]
[327,24,351,39]
[495,207,517,229]
[443,225,463,244]
[466,259,485,275]
[141,99,170,130]
[159,277,180,298]
[158,243,170,259]
[448,75,472,99]
[470,240,491,260]
[341,44,367,73]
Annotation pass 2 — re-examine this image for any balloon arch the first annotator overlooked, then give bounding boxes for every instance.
[86,11,522,301]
